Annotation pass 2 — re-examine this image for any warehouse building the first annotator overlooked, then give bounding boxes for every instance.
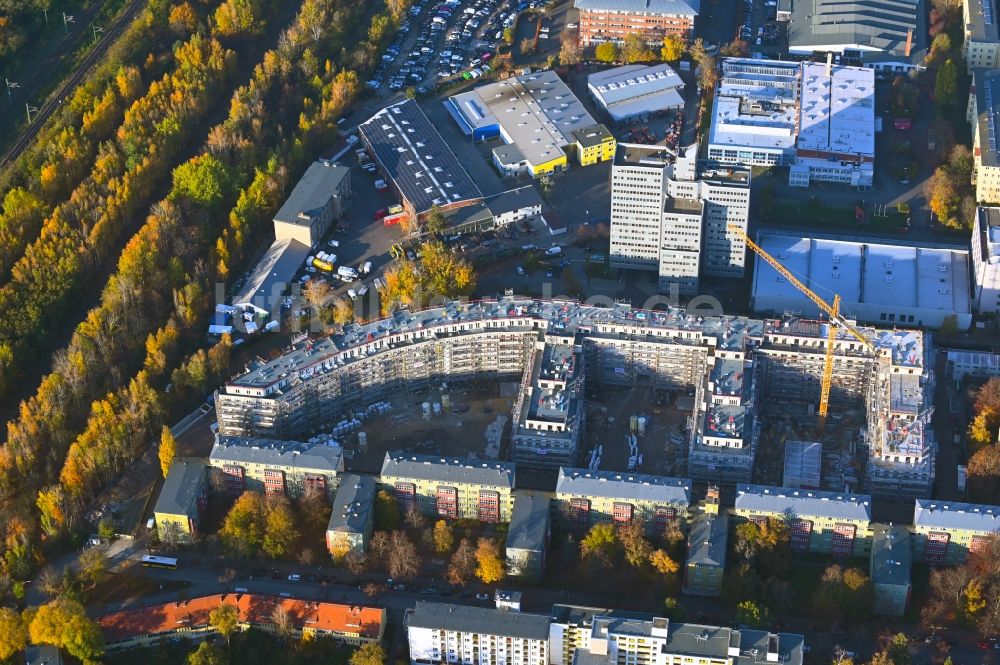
[231,236,311,322]
[100,594,385,652]
[573,0,700,46]
[683,486,728,597]
[446,71,600,177]
[407,602,551,665]
[963,0,1000,72]
[972,206,1000,314]
[358,99,483,221]
[871,524,912,616]
[554,468,691,535]
[273,160,351,248]
[549,605,805,665]
[969,70,1000,205]
[587,64,685,124]
[783,0,926,72]
[751,231,972,330]
[911,499,1000,565]
[326,474,376,557]
[734,484,874,556]
[506,491,551,580]
[789,61,875,188]
[153,458,208,544]
[783,440,822,489]
[208,436,343,500]
[945,349,1000,382]
[707,59,801,167]
[380,452,516,523]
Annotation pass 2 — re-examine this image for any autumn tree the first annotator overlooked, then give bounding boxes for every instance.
[520,37,536,55]
[448,537,477,585]
[425,205,447,236]
[698,55,719,90]
[580,523,617,565]
[660,34,684,61]
[0,607,27,661]
[351,642,387,665]
[720,39,749,57]
[159,425,178,479]
[29,598,105,663]
[475,537,505,583]
[387,531,421,579]
[188,641,228,665]
[213,0,263,37]
[169,2,199,35]
[332,297,355,326]
[618,521,652,567]
[209,602,240,644]
[219,492,266,557]
[560,29,582,65]
[78,547,108,588]
[967,444,1000,501]
[735,600,770,628]
[298,484,333,532]
[263,498,298,559]
[434,520,455,553]
[622,33,654,63]
[595,41,618,63]
[649,549,680,575]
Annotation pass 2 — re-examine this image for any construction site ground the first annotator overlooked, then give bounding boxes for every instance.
[582,383,691,478]
[345,382,520,475]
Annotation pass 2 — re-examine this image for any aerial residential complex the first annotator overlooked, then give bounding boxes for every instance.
[972,206,1000,314]
[407,602,551,665]
[871,524,912,616]
[573,0,700,46]
[505,491,551,579]
[963,0,1000,71]
[207,436,344,499]
[734,484,874,557]
[709,58,876,187]
[751,230,973,329]
[608,143,750,294]
[911,499,1000,564]
[379,452,516,522]
[969,68,1000,204]
[683,486,728,597]
[213,297,933,498]
[446,70,610,177]
[326,473,377,557]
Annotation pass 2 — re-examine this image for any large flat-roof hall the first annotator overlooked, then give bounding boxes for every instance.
[358,99,483,221]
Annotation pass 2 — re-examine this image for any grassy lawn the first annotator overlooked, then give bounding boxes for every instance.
[82,564,189,606]
[770,199,909,232]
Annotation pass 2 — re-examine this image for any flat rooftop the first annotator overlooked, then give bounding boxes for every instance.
[798,62,874,159]
[787,0,926,64]
[154,458,206,516]
[556,467,692,504]
[967,0,1000,44]
[753,231,971,317]
[358,99,482,215]
[703,403,747,440]
[711,357,745,398]
[448,70,596,168]
[573,0,700,15]
[736,483,872,522]
[698,163,751,186]
[273,161,350,227]
[976,206,1000,262]
[407,602,550,640]
[588,64,685,121]
[783,440,822,489]
[709,59,800,154]
[664,197,704,215]
[614,142,672,167]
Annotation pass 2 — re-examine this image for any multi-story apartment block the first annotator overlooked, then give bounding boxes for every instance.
[153,458,208,544]
[380,452,516,523]
[683,486,727,597]
[208,436,343,500]
[573,0,699,46]
[548,605,805,665]
[972,206,1000,314]
[911,499,1000,565]
[609,143,750,293]
[511,336,586,468]
[871,524,912,616]
[214,297,931,495]
[969,69,1000,204]
[554,467,691,535]
[734,484,874,557]
[407,602,550,665]
[506,491,551,580]
[326,474,376,557]
[963,0,1000,72]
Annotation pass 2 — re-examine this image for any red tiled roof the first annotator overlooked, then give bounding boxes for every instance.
[98,594,383,643]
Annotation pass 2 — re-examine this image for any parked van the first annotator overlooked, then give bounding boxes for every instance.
[362,260,373,274]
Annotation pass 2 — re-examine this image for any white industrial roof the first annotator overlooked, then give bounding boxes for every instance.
[753,232,970,317]
[448,70,596,168]
[797,62,874,158]
[708,59,800,154]
[588,64,685,122]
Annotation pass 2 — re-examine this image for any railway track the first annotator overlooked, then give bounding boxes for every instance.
[0,0,146,171]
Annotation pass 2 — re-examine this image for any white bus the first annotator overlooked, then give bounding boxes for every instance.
[141,555,179,570]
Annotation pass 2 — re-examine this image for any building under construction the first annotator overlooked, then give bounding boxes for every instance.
[214,297,934,498]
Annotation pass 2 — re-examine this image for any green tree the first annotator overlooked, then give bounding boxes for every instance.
[171,154,234,209]
[374,490,402,530]
[935,58,958,106]
[98,515,116,541]
[595,41,618,63]
[425,205,447,236]
[78,547,108,587]
[621,33,653,63]
[662,597,685,620]
[580,523,617,565]
[209,602,240,644]
[735,600,770,628]
[351,642,387,665]
[188,641,229,665]
[660,34,684,61]
[29,598,105,663]
[159,425,178,479]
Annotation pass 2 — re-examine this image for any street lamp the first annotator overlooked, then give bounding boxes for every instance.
[25,103,38,123]
[62,12,74,33]
[4,78,18,97]
[92,24,103,41]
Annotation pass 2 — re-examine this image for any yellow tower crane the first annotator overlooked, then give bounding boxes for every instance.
[729,225,877,433]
